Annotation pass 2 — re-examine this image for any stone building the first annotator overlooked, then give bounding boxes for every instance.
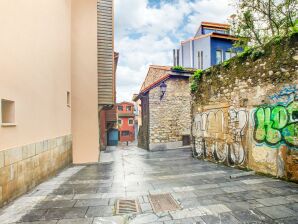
[0,0,115,206]
[191,34,298,182]
[135,65,194,151]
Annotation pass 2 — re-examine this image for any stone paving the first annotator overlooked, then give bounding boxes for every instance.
[0,145,298,224]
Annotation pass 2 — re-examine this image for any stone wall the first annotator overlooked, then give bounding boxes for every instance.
[0,135,72,207]
[138,94,150,149]
[191,34,298,182]
[148,77,192,150]
[140,66,170,91]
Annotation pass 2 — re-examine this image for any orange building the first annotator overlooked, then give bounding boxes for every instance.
[117,102,135,142]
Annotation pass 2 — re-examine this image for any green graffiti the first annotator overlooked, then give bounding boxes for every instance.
[254,101,297,147]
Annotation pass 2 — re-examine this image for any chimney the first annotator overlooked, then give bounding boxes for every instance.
[177,49,180,66]
[173,49,176,66]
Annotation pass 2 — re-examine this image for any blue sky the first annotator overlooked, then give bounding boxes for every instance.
[114,0,235,102]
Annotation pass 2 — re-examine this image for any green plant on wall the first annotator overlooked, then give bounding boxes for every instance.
[190,69,203,93]
[172,66,184,71]
[254,101,298,147]
[222,60,231,68]
[289,18,298,37]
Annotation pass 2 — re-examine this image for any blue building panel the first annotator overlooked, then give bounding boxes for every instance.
[176,22,243,69]
[210,38,242,66]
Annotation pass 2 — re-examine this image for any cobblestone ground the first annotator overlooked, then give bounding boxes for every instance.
[1,145,298,224]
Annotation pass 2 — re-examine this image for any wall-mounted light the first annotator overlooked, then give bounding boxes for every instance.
[160,81,167,99]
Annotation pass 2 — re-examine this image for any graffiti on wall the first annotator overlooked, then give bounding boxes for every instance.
[254,101,298,147]
[269,85,297,104]
[193,108,248,165]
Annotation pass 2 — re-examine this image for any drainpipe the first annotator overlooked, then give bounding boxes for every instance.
[98,105,104,154]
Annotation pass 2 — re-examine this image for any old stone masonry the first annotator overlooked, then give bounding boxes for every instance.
[191,34,298,182]
[0,145,298,224]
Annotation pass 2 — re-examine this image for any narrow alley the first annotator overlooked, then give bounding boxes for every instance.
[0,145,298,224]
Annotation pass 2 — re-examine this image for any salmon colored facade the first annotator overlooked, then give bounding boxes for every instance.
[117,102,135,142]
[0,0,115,206]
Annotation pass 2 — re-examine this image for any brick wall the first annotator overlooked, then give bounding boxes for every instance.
[191,34,298,182]
[0,135,72,207]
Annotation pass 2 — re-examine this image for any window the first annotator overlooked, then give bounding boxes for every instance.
[128,119,134,125]
[204,28,229,35]
[118,119,122,125]
[126,106,132,111]
[231,52,237,58]
[225,51,231,60]
[67,91,71,107]
[118,106,123,111]
[121,131,130,136]
[216,50,223,64]
[1,99,15,126]
[197,51,203,69]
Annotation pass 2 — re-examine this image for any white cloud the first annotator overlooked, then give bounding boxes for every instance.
[114,0,236,102]
[185,0,235,33]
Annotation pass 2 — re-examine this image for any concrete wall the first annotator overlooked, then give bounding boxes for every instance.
[148,77,192,151]
[191,35,298,182]
[0,0,72,150]
[0,0,112,206]
[71,0,99,164]
[0,0,73,207]
[193,37,211,69]
[181,41,191,68]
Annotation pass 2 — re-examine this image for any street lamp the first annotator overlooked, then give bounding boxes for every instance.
[160,81,167,99]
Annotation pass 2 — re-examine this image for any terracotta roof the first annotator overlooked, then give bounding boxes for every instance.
[149,65,172,71]
[140,74,170,95]
[140,65,171,92]
[181,32,238,44]
[201,21,230,29]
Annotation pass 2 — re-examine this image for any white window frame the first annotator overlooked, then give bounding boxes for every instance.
[225,51,231,60]
[216,49,223,64]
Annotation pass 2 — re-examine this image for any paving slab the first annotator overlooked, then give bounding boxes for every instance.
[256,205,296,219]
[0,144,297,224]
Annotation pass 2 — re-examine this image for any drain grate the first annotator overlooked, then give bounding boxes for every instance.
[115,199,140,215]
[149,193,181,213]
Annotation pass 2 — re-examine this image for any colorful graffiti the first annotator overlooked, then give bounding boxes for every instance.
[254,101,297,147]
[269,85,297,104]
[192,108,248,165]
